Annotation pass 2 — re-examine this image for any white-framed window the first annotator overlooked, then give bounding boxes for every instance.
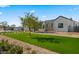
[58,23,63,28]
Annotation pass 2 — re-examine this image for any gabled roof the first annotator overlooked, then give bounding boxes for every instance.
[54,16,73,21]
[44,16,74,23]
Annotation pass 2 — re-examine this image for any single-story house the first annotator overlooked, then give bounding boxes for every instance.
[43,16,79,32]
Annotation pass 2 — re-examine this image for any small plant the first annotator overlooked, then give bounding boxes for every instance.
[31,50,37,54]
[0,40,23,54]
[8,45,23,54]
[26,47,31,50]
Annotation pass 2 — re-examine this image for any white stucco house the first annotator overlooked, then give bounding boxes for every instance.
[43,16,79,32]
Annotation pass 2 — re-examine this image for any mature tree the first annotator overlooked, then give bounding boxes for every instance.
[1,21,8,30]
[20,12,40,36]
[20,17,26,32]
[39,21,43,29]
[31,16,39,32]
[1,21,8,26]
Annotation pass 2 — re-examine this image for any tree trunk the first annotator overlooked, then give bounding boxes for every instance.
[34,28,35,32]
[23,27,25,32]
[29,27,31,37]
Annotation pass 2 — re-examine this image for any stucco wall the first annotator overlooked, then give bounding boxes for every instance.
[53,17,74,32]
[44,20,54,31]
[44,16,79,32]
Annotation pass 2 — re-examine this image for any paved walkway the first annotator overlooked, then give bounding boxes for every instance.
[36,32,79,38]
[0,35,57,54]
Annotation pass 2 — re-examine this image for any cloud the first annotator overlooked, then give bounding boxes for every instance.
[42,16,47,18]
[0,12,2,15]
[30,10,35,13]
[0,5,10,8]
[69,7,79,11]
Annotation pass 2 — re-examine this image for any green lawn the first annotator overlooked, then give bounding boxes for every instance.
[1,32,79,54]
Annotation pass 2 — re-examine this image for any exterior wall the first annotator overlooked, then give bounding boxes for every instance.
[44,16,78,32]
[44,20,54,31]
[53,17,74,32]
[54,17,74,32]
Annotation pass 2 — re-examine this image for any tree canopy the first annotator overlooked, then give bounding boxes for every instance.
[20,12,42,32]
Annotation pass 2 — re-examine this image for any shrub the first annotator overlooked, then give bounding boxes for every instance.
[0,40,23,54]
[8,45,23,54]
[26,47,31,50]
[31,50,37,54]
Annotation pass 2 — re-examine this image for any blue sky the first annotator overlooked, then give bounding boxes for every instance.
[0,5,79,26]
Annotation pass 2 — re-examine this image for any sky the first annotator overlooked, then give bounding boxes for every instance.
[0,5,79,26]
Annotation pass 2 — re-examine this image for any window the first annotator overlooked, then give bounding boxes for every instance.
[51,23,53,28]
[46,24,48,28]
[58,23,63,28]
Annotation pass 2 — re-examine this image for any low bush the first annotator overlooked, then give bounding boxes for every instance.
[31,50,37,54]
[0,40,23,54]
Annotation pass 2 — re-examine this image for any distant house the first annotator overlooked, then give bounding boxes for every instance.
[14,27,24,31]
[0,25,25,32]
[0,23,29,32]
[43,16,79,32]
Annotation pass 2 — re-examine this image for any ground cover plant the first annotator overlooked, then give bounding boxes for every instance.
[1,32,79,54]
[0,40,23,54]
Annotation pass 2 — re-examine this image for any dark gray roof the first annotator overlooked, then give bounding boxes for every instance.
[44,16,73,22]
[54,16,73,21]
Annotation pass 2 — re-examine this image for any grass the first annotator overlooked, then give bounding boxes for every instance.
[1,32,79,54]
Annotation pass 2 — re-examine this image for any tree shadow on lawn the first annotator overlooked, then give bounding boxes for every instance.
[32,37,60,43]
